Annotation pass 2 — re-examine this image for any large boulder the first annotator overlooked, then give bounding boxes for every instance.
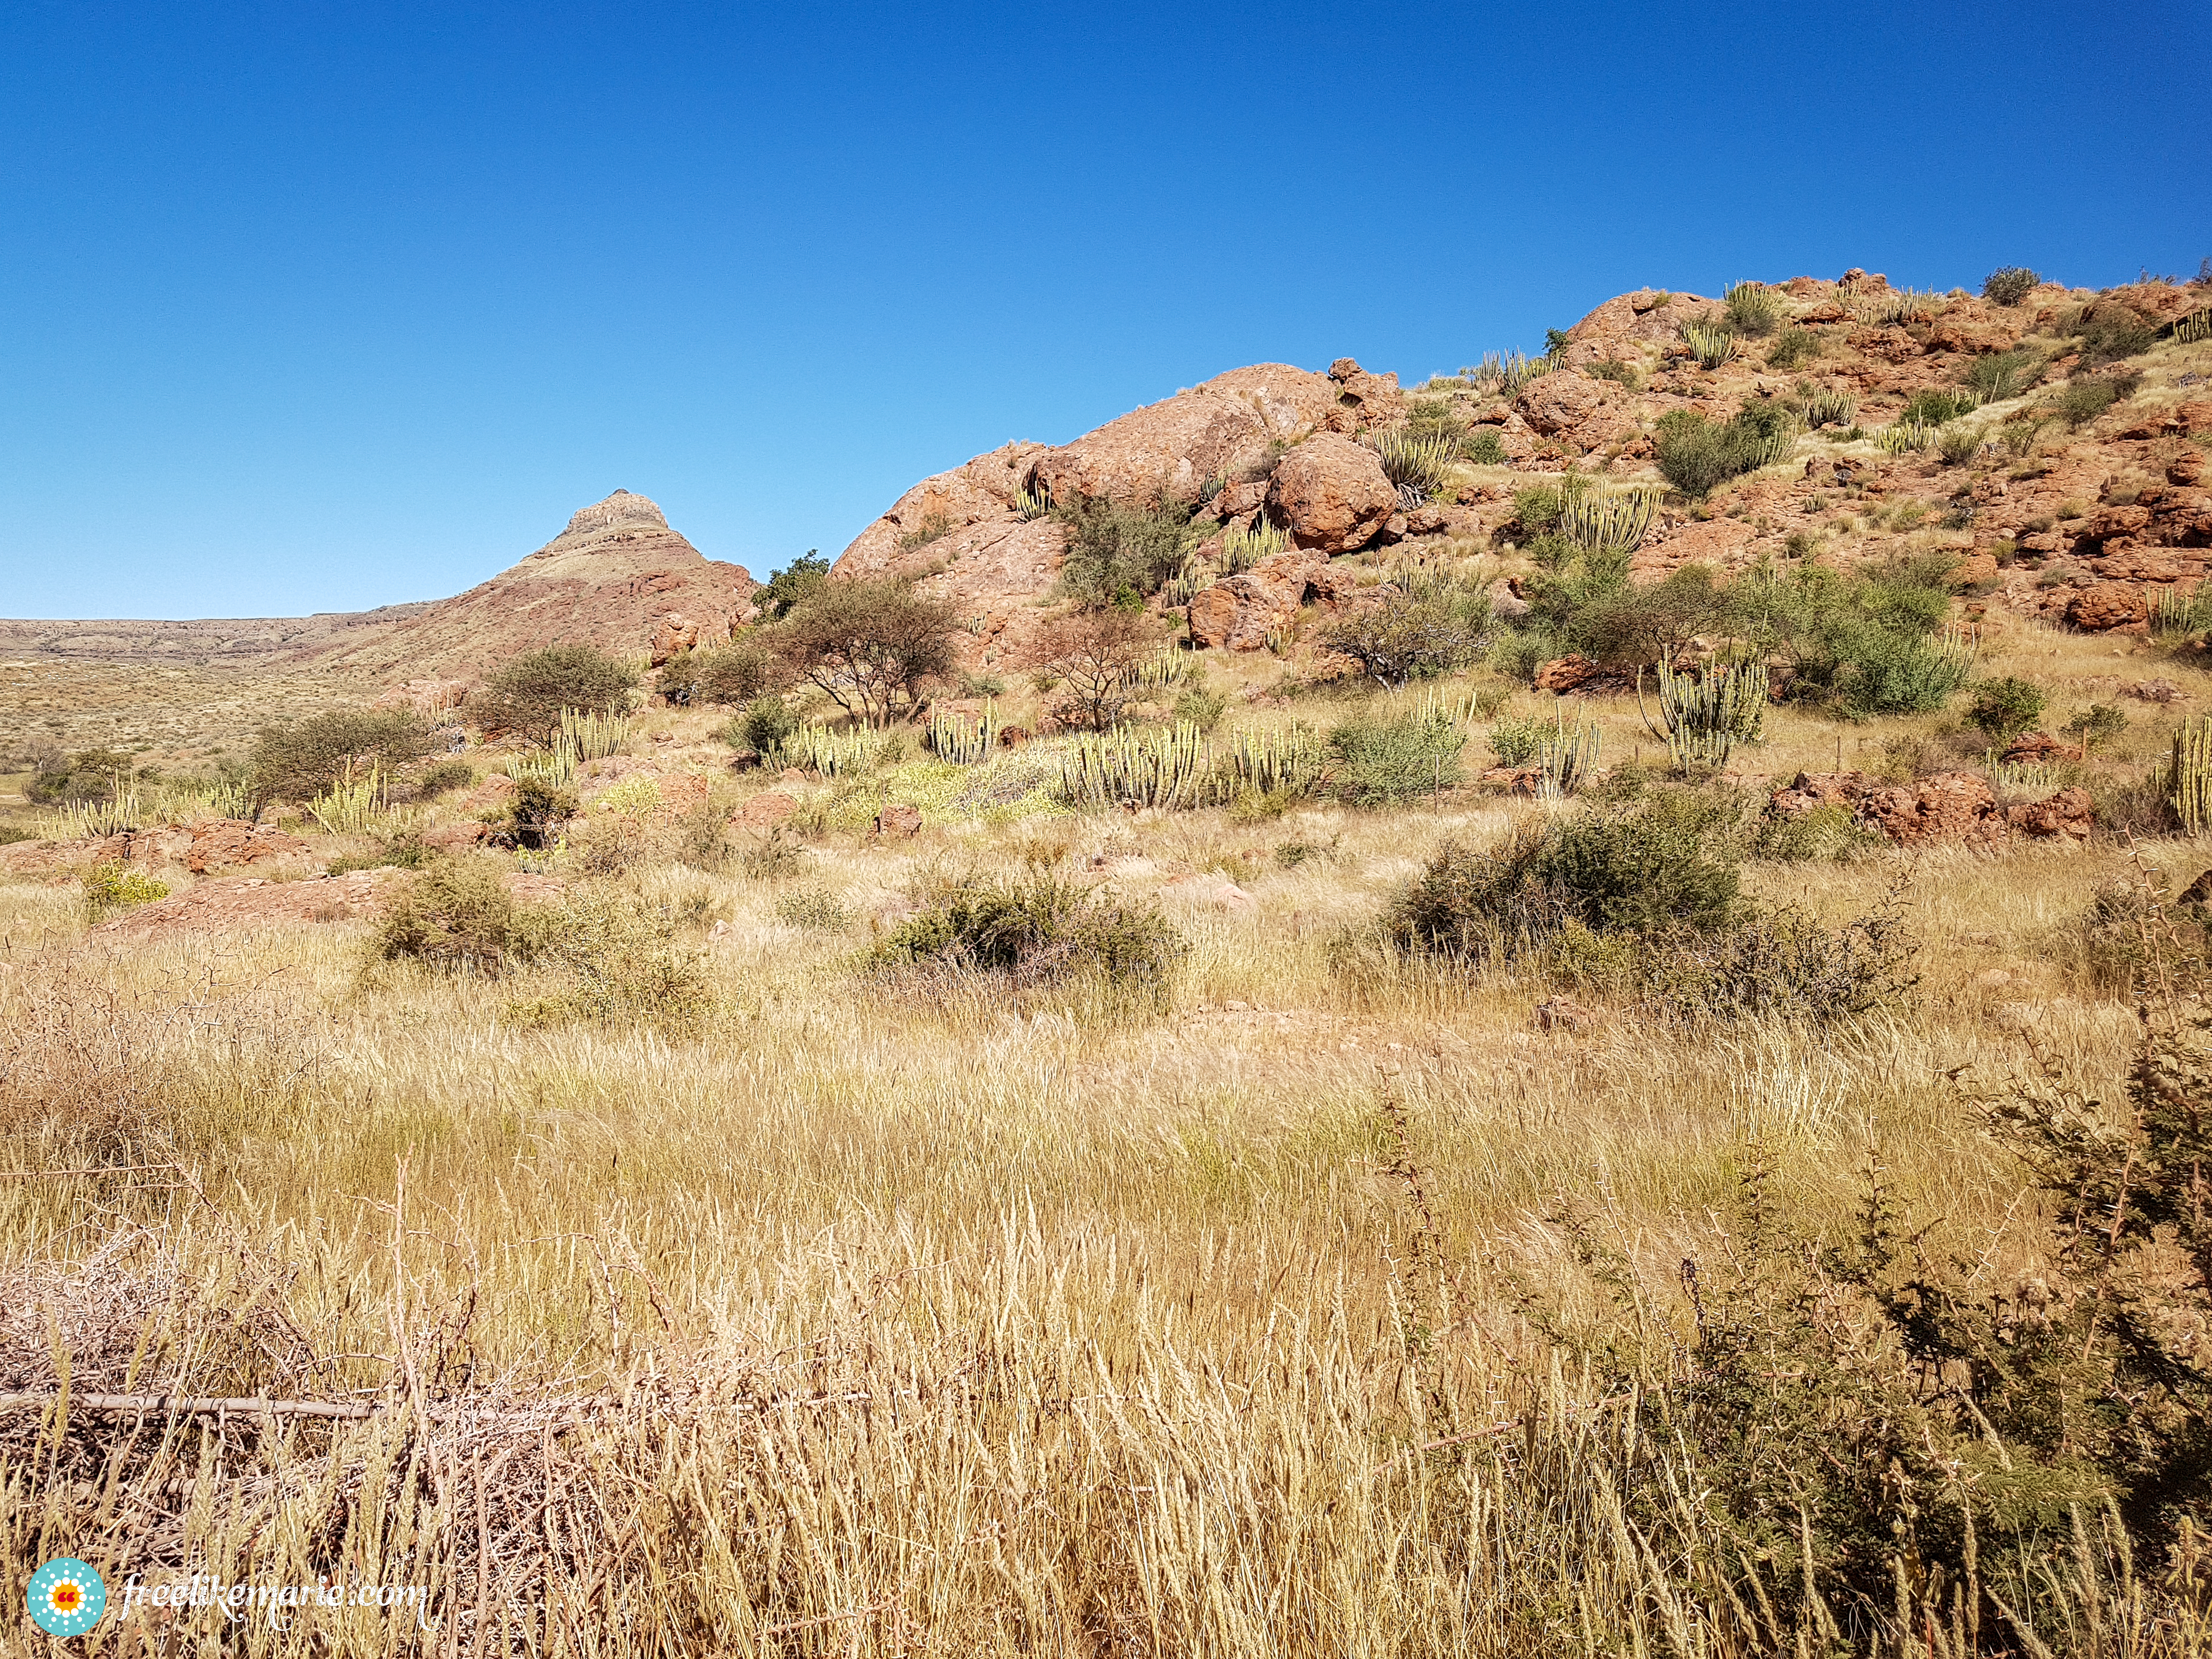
[2008,787,2095,839]
[1327,358,1403,428]
[650,612,700,666]
[1187,550,1373,651]
[2068,581,2147,631]
[1266,435,1397,554]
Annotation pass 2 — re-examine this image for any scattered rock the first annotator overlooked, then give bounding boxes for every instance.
[1186,548,1378,651]
[649,612,700,666]
[1534,653,1601,694]
[182,820,309,874]
[2007,787,2095,839]
[2068,581,2147,632]
[737,791,798,829]
[1327,358,1403,428]
[873,803,924,838]
[1860,772,2009,848]
[2001,731,2084,764]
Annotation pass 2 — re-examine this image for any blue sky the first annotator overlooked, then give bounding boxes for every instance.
[1,1,2206,619]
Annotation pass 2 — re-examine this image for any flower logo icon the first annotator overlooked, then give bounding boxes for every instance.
[28,1560,104,1637]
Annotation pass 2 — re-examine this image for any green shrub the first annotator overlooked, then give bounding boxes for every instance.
[731,694,798,756]
[1173,684,1228,733]
[1733,556,1970,717]
[415,759,473,799]
[1963,348,2042,403]
[0,825,32,847]
[2054,372,2139,428]
[1900,387,1978,427]
[1463,428,1507,465]
[251,710,431,809]
[752,552,829,621]
[1488,714,1546,766]
[1653,406,1793,499]
[1749,801,1883,862]
[772,578,959,723]
[2062,702,2128,752]
[507,777,577,850]
[1317,565,1490,689]
[667,640,780,707]
[1721,282,1783,337]
[27,748,134,806]
[1982,264,2039,305]
[1386,791,1739,959]
[1763,327,1821,369]
[1053,492,1202,607]
[874,875,1184,1004]
[896,511,954,552]
[376,859,554,973]
[1638,894,1918,1023]
[81,861,170,917]
[510,887,711,1032]
[773,884,851,931]
[1967,675,2047,741]
[1404,397,1473,449]
[473,647,639,745]
[1935,423,1981,465]
[1330,711,1467,805]
[1586,357,1640,388]
[2066,300,2157,365]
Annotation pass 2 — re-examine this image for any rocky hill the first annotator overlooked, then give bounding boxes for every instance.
[831,268,2212,670]
[1,491,756,694]
[315,489,755,690]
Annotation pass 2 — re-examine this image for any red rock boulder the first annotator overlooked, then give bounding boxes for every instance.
[1267,435,1398,555]
[2007,787,2095,839]
[2068,581,2147,631]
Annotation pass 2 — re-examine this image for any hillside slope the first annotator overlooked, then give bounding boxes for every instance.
[831,268,2212,670]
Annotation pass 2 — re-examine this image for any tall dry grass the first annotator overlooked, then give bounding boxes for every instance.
[0,763,2203,1652]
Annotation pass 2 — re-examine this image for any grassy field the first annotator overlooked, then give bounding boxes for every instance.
[1,617,2207,1655]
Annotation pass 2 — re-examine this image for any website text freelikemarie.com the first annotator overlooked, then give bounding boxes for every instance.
[115,1574,434,1629]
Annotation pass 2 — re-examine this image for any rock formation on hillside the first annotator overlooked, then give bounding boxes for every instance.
[831,268,2212,667]
[317,490,756,683]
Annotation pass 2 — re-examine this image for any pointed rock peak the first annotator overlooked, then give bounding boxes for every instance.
[564,490,668,537]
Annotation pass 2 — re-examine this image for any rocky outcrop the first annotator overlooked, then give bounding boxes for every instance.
[1186,550,1377,651]
[1266,435,1398,554]
[2068,581,2148,632]
[650,612,701,666]
[1772,769,2095,847]
[1327,359,1404,429]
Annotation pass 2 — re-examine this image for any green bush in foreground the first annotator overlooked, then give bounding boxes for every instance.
[1376,792,1916,1023]
[875,875,1184,1006]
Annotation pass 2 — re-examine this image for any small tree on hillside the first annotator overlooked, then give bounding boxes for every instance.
[472,645,640,743]
[1039,609,1156,730]
[772,578,958,725]
[1319,567,1490,689]
[752,552,830,621]
[251,709,432,811]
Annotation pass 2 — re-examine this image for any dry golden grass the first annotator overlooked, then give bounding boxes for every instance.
[1,663,2209,1653]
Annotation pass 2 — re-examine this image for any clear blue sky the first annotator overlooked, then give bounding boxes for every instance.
[2,1,2206,620]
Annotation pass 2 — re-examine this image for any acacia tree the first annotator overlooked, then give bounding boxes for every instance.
[471,645,640,743]
[772,578,958,725]
[1039,608,1156,730]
